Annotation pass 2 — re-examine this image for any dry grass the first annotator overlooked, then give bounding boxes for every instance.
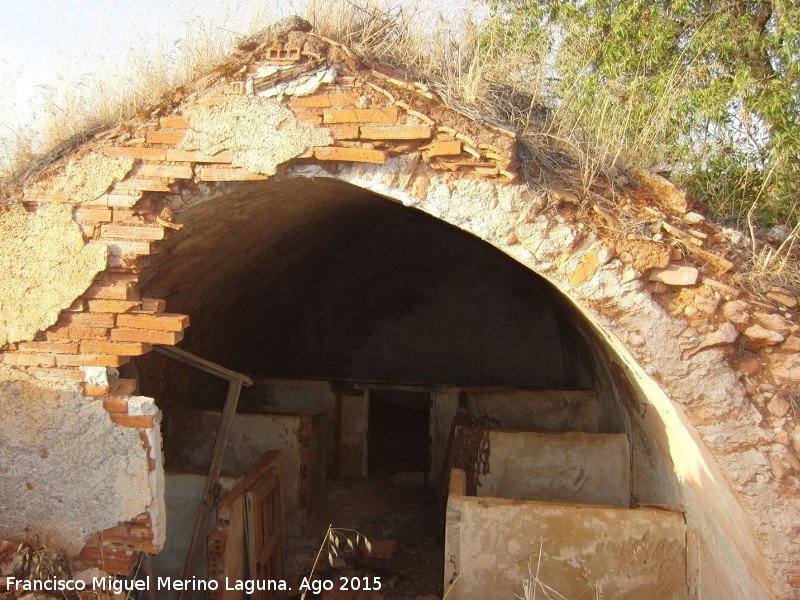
[0,0,551,188]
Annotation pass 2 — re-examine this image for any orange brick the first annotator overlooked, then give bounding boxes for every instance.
[75,207,113,222]
[113,179,172,193]
[197,167,269,182]
[426,140,462,157]
[290,91,360,109]
[80,341,151,356]
[18,341,79,354]
[55,354,130,367]
[323,108,398,124]
[139,298,166,313]
[111,328,184,345]
[58,312,116,328]
[294,111,323,125]
[359,124,432,139]
[159,116,189,128]
[110,414,155,428]
[83,383,110,397]
[103,398,129,413]
[103,147,167,160]
[131,164,193,179]
[117,312,189,331]
[165,149,233,163]
[74,545,137,576]
[101,224,165,241]
[145,130,185,145]
[1,352,56,367]
[313,146,386,164]
[64,298,85,312]
[326,124,360,140]
[83,281,136,300]
[86,299,141,313]
[47,326,110,341]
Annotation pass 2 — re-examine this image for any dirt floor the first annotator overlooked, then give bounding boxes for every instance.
[286,478,444,600]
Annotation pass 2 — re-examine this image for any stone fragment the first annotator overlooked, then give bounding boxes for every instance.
[766,291,798,309]
[684,211,705,224]
[766,352,800,384]
[782,335,800,352]
[767,396,790,418]
[754,312,795,337]
[630,166,688,213]
[684,322,738,358]
[617,238,670,271]
[792,427,800,454]
[743,324,784,349]
[648,265,699,286]
[721,300,751,329]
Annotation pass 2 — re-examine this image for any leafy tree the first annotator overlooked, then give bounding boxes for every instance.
[490,0,800,226]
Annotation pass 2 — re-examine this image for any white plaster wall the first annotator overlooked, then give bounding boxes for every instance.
[0,366,152,553]
[464,389,600,432]
[445,492,687,600]
[478,430,631,507]
[163,410,323,537]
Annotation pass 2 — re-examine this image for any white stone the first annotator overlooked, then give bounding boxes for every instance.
[648,264,699,286]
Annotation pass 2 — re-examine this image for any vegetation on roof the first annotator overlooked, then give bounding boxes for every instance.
[0,0,798,292]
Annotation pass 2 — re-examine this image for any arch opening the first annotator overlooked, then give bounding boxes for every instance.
[132,175,682,598]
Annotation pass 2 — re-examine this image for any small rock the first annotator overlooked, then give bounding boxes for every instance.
[621,265,640,283]
[767,396,791,418]
[766,224,791,244]
[721,300,751,328]
[743,324,785,349]
[792,427,800,454]
[648,265,699,286]
[767,351,800,383]
[766,291,798,309]
[684,211,705,224]
[630,166,688,213]
[754,312,794,336]
[782,335,800,352]
[617,239,670,271]
[683,322,738,358]
[769,454,787,480]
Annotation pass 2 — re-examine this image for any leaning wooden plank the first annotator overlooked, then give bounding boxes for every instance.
[153,345,253,385]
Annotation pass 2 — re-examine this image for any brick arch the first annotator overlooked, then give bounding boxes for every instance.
[1,30,798,598]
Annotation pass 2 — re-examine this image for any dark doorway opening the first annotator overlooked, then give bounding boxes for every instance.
[368,389,431,481]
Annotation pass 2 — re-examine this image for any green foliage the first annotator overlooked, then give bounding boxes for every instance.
[490,0,800,226]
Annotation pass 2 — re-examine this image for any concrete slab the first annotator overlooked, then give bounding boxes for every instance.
[445,492,687,600]
[478,430,631,507]
[465,389,599,432]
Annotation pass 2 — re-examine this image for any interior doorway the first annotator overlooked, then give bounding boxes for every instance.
[367,389,431,481]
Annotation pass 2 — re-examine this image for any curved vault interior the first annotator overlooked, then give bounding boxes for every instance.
[135,175,692,597]
[135,175,675,497]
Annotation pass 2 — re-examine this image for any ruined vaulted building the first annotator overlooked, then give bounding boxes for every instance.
[1,19,798,600]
